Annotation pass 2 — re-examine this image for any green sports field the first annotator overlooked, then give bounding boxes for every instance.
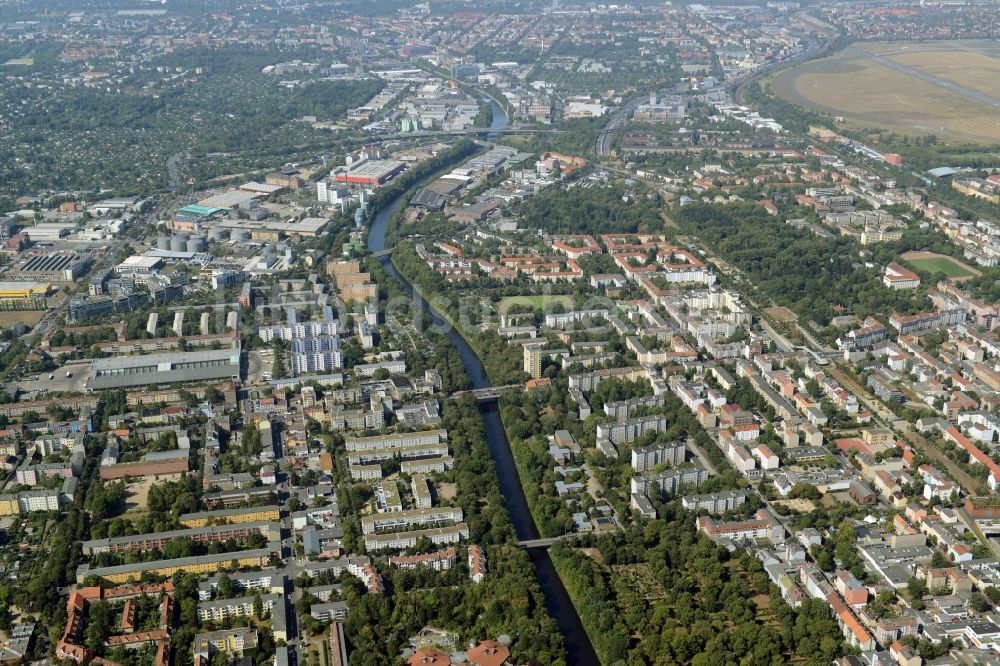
[903,256,976,278]
[497,294,574,314]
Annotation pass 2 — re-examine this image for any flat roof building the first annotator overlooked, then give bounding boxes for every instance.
[87,346,241,390]
[334,160,405,187]
[76,546,277,584]
[0,281,50,301]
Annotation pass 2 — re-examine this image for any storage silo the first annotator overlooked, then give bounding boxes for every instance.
[170,233,190,252]
[156,234,171,251]
[187,235,207,253]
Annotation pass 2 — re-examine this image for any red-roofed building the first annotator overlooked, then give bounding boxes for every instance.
[826,591,875,651]
[945,427,1000,490]
[550,235,601,259]
[467,640,510,666]
[121,600,137,633]
[758,199,779,216]
[751,444,778,469]
[469,544,486,583]
[155,642,171,666]
[835,437,872,458]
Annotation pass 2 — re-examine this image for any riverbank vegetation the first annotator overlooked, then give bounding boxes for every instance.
[339,395,566,665]
[550,509,852,665]
[343,238,567,662]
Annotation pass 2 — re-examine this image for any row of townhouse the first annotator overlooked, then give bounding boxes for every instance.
[76,545,279,584]
[347,442,451,466]
[364,523,469,551]
[361,507,464,534]
[197,593,283,622]
[344,429,447,451]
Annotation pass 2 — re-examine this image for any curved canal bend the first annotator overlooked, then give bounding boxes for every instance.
[367,99,599,665]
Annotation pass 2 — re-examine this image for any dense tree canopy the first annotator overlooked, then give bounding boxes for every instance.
[676,202,933,325]
[517,183,664,235]
[551,507,852,665]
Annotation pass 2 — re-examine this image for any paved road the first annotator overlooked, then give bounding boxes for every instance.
[687,437,720,476]
[166,151,185,191]
[596,96,642,158]
[757,316,797,353]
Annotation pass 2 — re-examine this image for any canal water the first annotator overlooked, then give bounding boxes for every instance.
[366,97,599,665]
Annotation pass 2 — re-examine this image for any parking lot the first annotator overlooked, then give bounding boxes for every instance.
[247,349,275,383]
[12,362,92,396]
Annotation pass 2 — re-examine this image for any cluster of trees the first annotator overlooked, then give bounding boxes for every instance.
[550,508,851,665]
[0,44,377,194]
[48,327,118,347]
[743,80,831,134]
[285,79,384,122]
[964,270,1000,304]
[343,543,565,665]
[473,101,494,128]
[146,475,201,516]
[508,116,606,156]
[443,396,516,543]
[0,340,27,382]
[517,183,663,235]
[83,479,128,525]
[676,202,933,325]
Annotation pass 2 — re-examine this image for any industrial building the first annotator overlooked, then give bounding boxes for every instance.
[14,252,92,281]
[0,281,49,308]
[115,256,164,275]
[333,160,405,187]
[87,346,241,390]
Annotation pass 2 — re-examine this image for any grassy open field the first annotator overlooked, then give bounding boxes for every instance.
[3,57,34,66]
[770,40,1000,144]
[0,311,45,327]
[765,306,797,323]
[497,294,574,314]
[900,251,980,279]
[860,41,1000,99]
